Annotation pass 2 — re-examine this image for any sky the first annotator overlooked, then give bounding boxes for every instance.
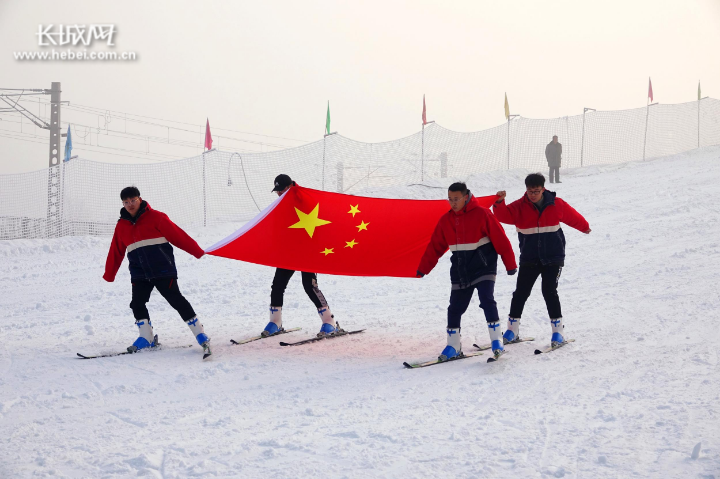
[1,0,719,174]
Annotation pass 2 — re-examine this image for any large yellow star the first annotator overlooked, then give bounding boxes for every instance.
[345,239,358,248]
[348,204,361,217]
[320,248,334,256]
[288,204,331,238]
[356,220,369,232]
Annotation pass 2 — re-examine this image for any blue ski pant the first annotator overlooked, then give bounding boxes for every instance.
[447,280,499,329]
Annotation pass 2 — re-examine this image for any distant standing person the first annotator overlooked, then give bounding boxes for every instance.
[545,135,562,184]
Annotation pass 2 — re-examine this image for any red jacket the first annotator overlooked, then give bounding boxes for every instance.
[492,190,589,265]
[104,202,204,282]
[418,195,517,288]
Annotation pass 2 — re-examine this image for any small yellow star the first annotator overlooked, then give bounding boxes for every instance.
[345,239,358,248]
[348,204,361,217]
[320,248,334,256]
[288,203,331,238]
[356,220,369,232]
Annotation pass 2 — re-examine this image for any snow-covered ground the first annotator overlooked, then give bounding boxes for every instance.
[2,147,720,478]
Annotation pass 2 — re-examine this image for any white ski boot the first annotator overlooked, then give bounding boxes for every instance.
[262,306,283,337]
[185,316,211,359]
[487,321,505,359]
[316,307,338,337]
[550,317,565,347]
[503,317,521,344]
[438,328,462,361]
[127,319,156,353]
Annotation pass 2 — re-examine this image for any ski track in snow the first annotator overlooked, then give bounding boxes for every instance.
[1,147,720,478]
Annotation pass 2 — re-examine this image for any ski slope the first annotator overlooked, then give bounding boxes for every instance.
[1,147,720,478]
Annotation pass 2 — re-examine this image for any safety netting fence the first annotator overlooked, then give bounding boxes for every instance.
[1,98,718,240]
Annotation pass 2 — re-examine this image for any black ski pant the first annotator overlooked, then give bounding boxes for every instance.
[549,166,560,183]
[130,277,196,322]
[447,280,499,329]
[509,263,563,319]
[270,268,328,309]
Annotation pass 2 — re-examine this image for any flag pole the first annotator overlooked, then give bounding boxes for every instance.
[421,123,424,182]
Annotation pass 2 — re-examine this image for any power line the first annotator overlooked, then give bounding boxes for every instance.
[17,97,310,143]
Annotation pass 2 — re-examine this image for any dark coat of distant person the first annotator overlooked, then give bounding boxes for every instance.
[545,141,562,167]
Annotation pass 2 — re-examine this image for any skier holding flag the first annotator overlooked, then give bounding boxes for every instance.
[417,182,517,361]
[103,186,212,359]
[493,173,590,349]
[261,174,339,338]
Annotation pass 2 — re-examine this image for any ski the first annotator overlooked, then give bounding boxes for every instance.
[534,338,576,355]
[230,327,301,345]
[279,329,365,347]
[487,349,507,363]
[76,343,193,359]
[403,350,485,369]
[473,337,535,351]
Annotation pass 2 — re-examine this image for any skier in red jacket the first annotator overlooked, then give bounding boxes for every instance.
[417,182,517,361]
[493,173,590,348]
[104,186,212,359]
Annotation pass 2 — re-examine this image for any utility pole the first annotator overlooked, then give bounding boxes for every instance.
[0,82,66,237]
[47,82,62,237]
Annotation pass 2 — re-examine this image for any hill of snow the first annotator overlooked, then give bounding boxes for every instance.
[2,146,720,478]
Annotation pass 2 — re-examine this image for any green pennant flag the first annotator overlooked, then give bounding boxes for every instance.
[698,81,701,101]
[325,101,331,135]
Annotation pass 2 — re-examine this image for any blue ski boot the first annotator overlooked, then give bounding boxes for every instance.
[550,317,565,347]
[185,316,212,359]
[261,306,284,337]
[503,317,521,344]
[127,319,156,353]
[438,328,462,361]
[488,321,505,359]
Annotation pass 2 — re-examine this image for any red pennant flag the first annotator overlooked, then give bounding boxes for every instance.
[206,185,498,277]
[422,94,427,125]
[204,118,213,150]
[648,77,653,103]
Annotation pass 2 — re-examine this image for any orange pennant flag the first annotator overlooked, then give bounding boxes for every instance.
[206,185,498,277]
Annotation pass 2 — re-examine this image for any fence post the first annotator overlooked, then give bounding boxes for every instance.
[643,102,657,161]
[336,162,344,193]
[506,115,518,169]
[581,108,595,167]
[202,151,207,227]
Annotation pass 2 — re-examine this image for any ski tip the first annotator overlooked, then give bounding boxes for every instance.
[279,342,291,347]
[202,354,212,360]
[487,357,496,363]
[229,339,239,345]
[534,349,543,355]
[76,353,89,359]
[403,362,414,369]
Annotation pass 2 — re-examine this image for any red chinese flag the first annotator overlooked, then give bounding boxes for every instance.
[422,94,427,125]
[648,77,653,103]
[205,185,498,277]
[204,119,213,150]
